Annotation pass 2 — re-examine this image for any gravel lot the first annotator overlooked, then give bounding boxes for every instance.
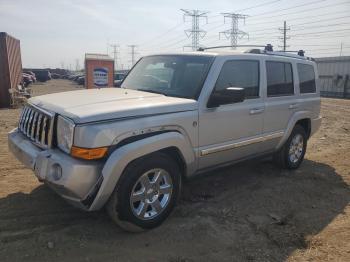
[0,79,349,262]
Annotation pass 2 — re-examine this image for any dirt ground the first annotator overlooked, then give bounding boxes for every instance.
[0,79,349,262]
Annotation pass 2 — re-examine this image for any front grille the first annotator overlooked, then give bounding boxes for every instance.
[18,104,55,149]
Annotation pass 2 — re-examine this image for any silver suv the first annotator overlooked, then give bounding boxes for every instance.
[8,46,321,231]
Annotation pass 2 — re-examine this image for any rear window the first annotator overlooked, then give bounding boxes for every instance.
[297,63,316,93]
[266,61,294,97]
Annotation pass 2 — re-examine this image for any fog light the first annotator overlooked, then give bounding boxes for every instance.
[51,163,62,181]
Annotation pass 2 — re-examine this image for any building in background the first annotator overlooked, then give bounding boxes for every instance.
[85,54,114,89]
[0,32,22,108]
[316,56,350,99]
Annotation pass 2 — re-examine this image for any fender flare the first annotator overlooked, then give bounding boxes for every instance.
[89,131,195,210]
[276,110,312,150]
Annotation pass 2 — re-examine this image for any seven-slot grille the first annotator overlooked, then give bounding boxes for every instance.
[18,104,55,148]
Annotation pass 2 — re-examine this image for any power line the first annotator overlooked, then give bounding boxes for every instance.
[290,15,350,28]
[290,28,350,37]
[141,21,185,46]
[245,10,350,27]
[247,11,350,26]
[304,46,350,52]
[248,0,349,21]
[181,9,209,50]
[235,0,281,13]
[206,0,282,19]
[294,22,350,32]
[248,0,328,18]
[219,13,248,49]
[236,19,350,38]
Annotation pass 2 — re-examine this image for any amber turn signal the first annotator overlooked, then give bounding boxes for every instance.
[71,146,108,160]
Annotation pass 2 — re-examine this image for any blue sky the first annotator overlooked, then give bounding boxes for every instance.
[1,0,349,69]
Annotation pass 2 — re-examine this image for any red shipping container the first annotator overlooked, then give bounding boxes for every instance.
[0,32,23,108]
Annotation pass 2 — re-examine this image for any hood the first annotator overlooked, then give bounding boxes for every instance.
[29,88,198,123]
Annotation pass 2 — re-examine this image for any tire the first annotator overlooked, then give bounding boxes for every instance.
[106,152,181,232]
[274,125,307,169]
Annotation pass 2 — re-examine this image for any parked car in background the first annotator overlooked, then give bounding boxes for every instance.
[114,73,126,81]
[77,76,85,85]
[22,73,33,87]
[31,69,51,82]
[114,73,126,87]
[50,73,61,79]
[73,74,84,82]
[23,71,36,82]
[8,46,321,232]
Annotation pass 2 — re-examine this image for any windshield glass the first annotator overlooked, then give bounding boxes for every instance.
[121,55,213,99]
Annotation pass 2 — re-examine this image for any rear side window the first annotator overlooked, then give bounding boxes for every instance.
[297,63,316,93]
[266,61,294,97]
[215,60,259,99]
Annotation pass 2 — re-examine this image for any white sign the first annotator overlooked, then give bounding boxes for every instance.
[93,67,108,87]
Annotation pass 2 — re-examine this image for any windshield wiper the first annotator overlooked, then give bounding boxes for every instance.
[136,89,166,96]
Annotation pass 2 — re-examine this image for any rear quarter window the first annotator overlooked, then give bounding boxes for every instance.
[297,63,316,94]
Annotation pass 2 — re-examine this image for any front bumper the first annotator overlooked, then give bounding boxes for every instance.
[8,128,103,210]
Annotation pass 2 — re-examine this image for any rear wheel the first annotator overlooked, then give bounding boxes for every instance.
[106,152,181,232]
[274,125,307,169]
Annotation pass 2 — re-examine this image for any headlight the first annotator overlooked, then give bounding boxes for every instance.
[57,115,75,153]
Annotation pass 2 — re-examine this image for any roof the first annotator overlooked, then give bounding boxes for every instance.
[315,56,350,63]
[142,50,314,62]
[85,53,114,61]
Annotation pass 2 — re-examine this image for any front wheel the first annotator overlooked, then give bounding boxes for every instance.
[274,125,307,169]
[106,152,181,232]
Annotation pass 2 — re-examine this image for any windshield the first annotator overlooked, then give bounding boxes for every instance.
[121,55,213,99]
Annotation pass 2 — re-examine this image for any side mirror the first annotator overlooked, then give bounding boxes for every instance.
[207,87,245,108]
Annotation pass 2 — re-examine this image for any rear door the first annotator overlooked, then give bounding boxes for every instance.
[262,59,297,148]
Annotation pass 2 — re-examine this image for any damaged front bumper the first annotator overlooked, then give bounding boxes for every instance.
[8,128,104,210]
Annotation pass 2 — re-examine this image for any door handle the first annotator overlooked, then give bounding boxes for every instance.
[288,103,299,109]
[249,107,265,115]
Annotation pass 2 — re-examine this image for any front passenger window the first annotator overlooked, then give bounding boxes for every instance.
[214,60,259,99]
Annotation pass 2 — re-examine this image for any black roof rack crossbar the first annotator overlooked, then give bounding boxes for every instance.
[197,44,273,52]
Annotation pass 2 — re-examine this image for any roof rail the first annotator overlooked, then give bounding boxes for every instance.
[275,50,305,56]
[197,44,314,61]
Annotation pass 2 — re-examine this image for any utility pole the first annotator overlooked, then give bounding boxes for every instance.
[128,45,138,67]
[181,9,209,51]
[75,59,80,71]
[219,13,248,49]
[279,21,290,51]
[340,42,343,56]
[110,44,119,70]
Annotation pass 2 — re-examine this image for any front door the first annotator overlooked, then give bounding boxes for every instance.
[198,59,265,170]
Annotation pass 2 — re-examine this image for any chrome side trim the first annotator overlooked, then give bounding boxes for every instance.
[200,131,284,156]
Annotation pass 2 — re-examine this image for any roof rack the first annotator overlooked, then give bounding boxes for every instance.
[197,44,273,52]
[197,44,314,61]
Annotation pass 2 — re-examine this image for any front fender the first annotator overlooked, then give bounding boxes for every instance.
[89,131,195,210]
[276,110,312,150]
